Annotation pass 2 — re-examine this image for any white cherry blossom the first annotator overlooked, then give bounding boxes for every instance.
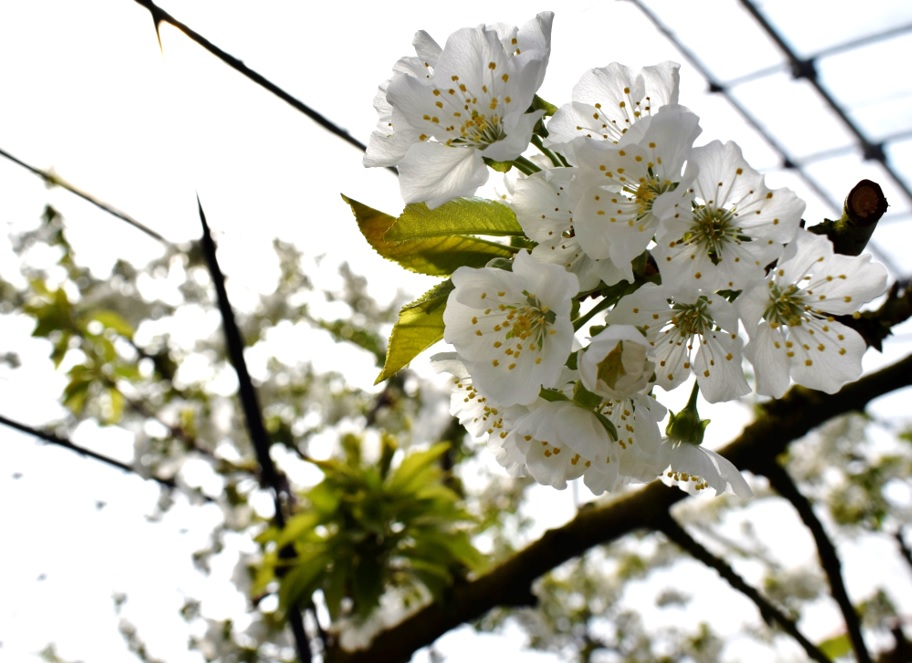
[364,12,554,208]
[510,167,631,290]
[443,250,578,406]
[545,61,680,163]
[582,393,667,494]
[572,105,702,282]
[738,229,887,397]
[653,140,804,296]
[579,324,655,400]
[660,439,752,497]
[607,283,750,403]
[431,352,527,445]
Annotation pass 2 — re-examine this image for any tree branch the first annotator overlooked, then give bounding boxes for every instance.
[0,146,169,244]
[328,349,912,663]
[197,200,314,663]
[758,462,872,663]
[130,0,398,174]
[654,513,830,663]
[0,412,214,502]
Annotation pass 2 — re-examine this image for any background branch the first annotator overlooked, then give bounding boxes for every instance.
[654,513,830,663]
[197,200,314,663]
[0,412,214,502]
[758,462,871,663]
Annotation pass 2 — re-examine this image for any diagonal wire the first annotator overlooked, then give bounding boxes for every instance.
[738,0,903,190]
[628,0,904,277]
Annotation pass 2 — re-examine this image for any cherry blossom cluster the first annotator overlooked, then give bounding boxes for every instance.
[363,12,888,497]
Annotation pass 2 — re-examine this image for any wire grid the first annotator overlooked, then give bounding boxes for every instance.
[632,0,912,280]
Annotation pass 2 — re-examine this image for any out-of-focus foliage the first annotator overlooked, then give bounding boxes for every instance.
[255,435,484,621]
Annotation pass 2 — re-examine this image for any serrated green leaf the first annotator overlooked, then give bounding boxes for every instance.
[385,197,522,241]
[375,280,452,384]
[342,194,515,276]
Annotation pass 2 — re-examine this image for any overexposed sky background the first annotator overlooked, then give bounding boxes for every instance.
[2,1,912,661]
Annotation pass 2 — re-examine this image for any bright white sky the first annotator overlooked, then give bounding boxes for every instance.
[2,1,912,662]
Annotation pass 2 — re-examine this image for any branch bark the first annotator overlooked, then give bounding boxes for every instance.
[327,350,912,663]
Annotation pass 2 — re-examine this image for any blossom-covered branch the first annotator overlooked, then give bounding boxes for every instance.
[326,349,912,662]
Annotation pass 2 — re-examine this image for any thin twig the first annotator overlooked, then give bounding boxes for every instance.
[0,146,169,244]
[654,513,830,663]
[197,199,314,663]
[131,0,397,175]
[895,527,912,574]
[0,412,214,502]
[760,461,872,663]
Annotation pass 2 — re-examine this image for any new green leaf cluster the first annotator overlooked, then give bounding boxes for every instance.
[254,435,484,621]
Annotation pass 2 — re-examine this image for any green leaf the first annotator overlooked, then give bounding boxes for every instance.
[275,511,323,548]
[352,552,386,618]
[323,560,349,621]
[387,442,450,495]
[375,280,452,384]
[818,632,851,659]
[63,377,91,415]
[385,197,522,241]
[342,194,515,276]
[277,548,329,614]
[103,386,125,424]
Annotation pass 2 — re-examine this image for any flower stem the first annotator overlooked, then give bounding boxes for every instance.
[572,296,614,331]
[531,135,569,168]
[512,156,541,175]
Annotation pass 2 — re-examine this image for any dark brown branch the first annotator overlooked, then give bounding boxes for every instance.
[654,514,830,663]
[841,279,912,353]
[327,350,912,663]
[758,462,872,663]
[131,0,398,175]
[197,200,313,663]
[808,179,889,257]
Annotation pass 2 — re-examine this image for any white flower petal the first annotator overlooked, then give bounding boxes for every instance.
[398,142,488,208]
[662,441,752,497]
[444,251,578,405]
